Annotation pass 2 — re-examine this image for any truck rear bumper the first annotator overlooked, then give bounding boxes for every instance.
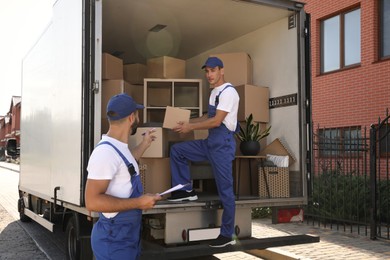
[140,234,320,259]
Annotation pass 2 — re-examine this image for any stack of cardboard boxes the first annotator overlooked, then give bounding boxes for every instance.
[101,54,187,131]
[101,53,190,196]
[101,52,273,197]
[101,53,128,133]
[210,52,270,133]
[209,53,271,196]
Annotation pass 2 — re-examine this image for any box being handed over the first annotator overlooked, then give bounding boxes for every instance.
[163,106,191,129]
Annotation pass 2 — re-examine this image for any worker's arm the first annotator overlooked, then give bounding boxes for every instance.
[85,179,161,212]
[189,113,208,123]
[173,109,228,134]
[130,129,156,161]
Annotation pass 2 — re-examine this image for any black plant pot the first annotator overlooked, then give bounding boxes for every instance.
[240,141,260,156]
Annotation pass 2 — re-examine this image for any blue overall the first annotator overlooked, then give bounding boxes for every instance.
[91,142,143,260]
[170,85,237,238]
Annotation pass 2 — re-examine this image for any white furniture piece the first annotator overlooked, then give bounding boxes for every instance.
[143,78,203,123]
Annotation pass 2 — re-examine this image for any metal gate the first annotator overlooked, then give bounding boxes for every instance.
[370,109,390,240]
[306,124,370,236]
[306,109,390,240]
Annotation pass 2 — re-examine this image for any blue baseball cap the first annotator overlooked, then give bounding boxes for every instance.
[201,57,224,69]
[106,93,144,120]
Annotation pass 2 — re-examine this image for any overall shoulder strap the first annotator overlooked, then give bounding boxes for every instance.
[215,85,234,106]
[97,141,136,176]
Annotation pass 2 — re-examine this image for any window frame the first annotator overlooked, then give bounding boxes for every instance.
[379,0,390,60]
[318,126,365,158]
[320,7,361,74]
[378,123,390,157]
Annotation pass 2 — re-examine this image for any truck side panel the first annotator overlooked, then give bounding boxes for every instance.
[20,0,84,206]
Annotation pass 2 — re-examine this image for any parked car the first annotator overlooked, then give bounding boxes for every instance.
[0,147,5,161]
[5,138,20,162]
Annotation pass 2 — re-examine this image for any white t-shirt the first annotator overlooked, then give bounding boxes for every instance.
[87,135,140,218]
[209,83,240,131]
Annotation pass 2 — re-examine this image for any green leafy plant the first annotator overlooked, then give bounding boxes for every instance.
[252,207,272,219]
[236,114,271,142]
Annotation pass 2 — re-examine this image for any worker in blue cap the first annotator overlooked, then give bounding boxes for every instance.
[168,56,240,247]
[85,93,161,259]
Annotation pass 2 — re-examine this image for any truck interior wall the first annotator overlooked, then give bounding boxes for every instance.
[20,0,84,206]
[186,16,300,172]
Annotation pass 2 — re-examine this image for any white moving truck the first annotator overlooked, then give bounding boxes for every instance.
[19,0,316,259]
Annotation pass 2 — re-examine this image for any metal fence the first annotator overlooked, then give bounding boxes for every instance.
[305,109,390,240]
[370,109,390,240]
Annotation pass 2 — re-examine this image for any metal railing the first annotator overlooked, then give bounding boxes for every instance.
[370,109,390,240]
[306,109,390,240]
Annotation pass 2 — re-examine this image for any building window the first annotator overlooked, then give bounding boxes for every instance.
[380,0,390,59]
[379,123,390,156]
[321,8,361,73]
[318,127,364,157]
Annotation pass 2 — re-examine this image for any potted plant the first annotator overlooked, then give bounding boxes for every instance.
[236,113,271,155]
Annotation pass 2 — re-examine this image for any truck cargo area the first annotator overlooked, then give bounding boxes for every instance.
[19,0,314,259]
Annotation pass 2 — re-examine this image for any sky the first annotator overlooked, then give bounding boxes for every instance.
[0,0,53,115]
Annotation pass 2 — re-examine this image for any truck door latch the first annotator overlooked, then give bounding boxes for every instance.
[92,80,100,93]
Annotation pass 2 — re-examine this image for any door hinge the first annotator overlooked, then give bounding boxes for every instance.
[288,15,296,29]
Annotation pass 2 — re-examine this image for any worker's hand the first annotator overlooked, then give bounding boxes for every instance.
[141,128,157,147]
[172,121,192,134]
[136,194,162,210]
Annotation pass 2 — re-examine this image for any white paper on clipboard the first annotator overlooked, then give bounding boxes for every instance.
[159,183,190,196]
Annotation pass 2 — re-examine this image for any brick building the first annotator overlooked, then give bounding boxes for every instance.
[303,0,389,130]
[0,96,21,148]
[302,0,390,169]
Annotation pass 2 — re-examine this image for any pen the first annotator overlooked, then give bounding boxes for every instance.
[142,128,156,136]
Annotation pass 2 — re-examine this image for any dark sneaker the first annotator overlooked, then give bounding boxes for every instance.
[209,235,236,247]
[167,190,198,202]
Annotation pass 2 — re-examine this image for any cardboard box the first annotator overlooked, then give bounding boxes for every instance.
[235,84,269,123]
[259,138,296,166]
[147,56,185,78]
[102,53,123,80]
[163,106,191,129]
[210,52,252,86]
[127,84,144,105]
[123,63,146,85]
[128,126,193,158]
[101,118,109,134]
[129,127,168,158]
[139,158,171,196]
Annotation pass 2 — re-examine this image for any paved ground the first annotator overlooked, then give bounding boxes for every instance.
[0,162,48,259]
[0,203,48,260]
[1,161,390,259]
[249,219,390,260]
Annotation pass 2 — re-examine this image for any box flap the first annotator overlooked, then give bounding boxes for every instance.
[259,138,296,166]
[163,106,191,129]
